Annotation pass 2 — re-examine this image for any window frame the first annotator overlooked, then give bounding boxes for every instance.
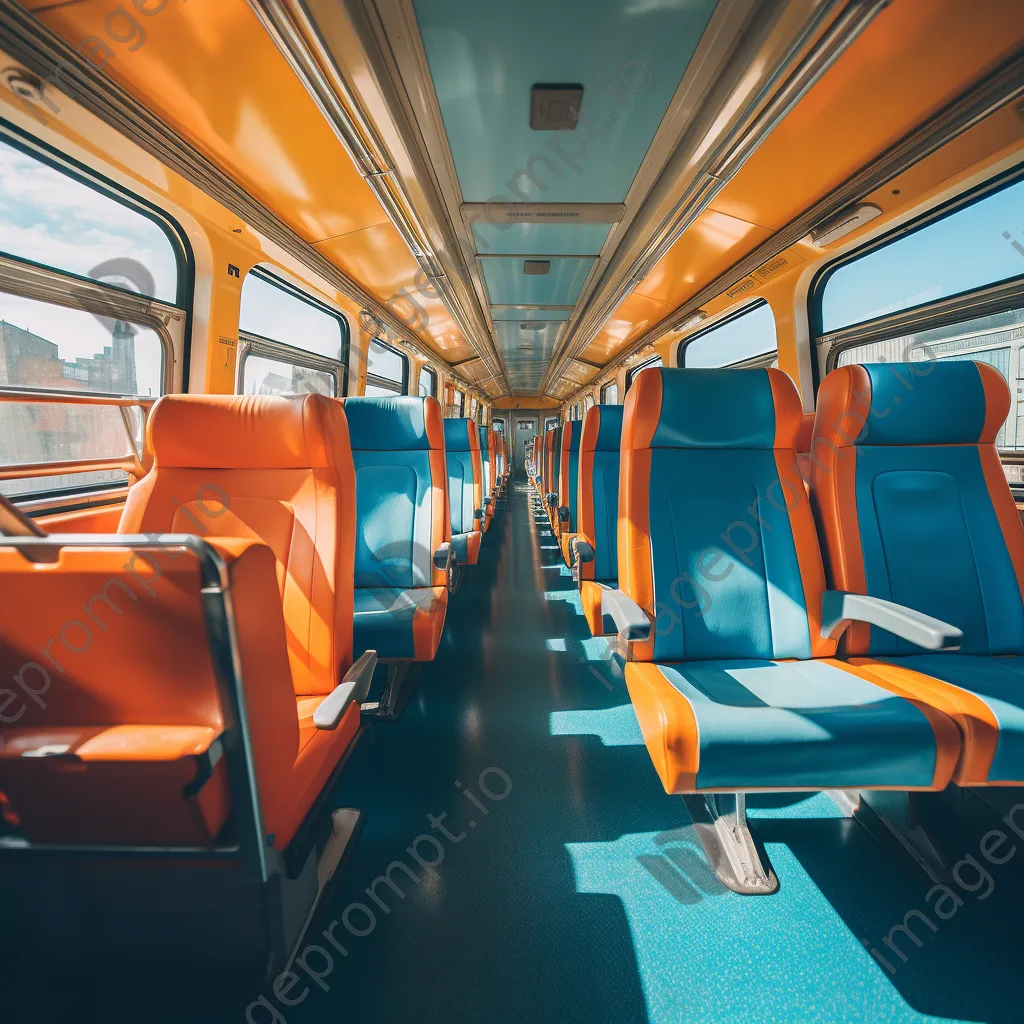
[238,267,349,399]
[543,415,559,432]
[600,380,619,405]
[0,120,193,310]
[0,122,193,507]
[625,356,662,392]
[365,336,408,396]
[810,164,1024,386]
[418,364,438,398]
[676,299,778,369]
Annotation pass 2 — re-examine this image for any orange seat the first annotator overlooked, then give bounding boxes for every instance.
[0,394,363,853]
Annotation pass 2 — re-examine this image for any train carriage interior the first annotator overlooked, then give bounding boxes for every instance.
[2,0,1024,1021]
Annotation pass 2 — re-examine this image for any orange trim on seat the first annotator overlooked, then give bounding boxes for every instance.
[619,370,661,661]
[580,580,609,636]
[978,361,1011,443]
[844,658,995,786]
[980,443,1024,608]
[767,367,803,449]
[413,586,449,661]
[810,364,870,653]
[625,662,699,794]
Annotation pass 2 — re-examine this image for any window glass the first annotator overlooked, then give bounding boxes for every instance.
[0,469,129,499]
[820,177,1024,333]
[1,293,163,396]
[0,137,179,302]
[544,416,559,431]
[452,389,465,417]
[583,394,595,414]
[366,339,406,388]
[240,270,345,360]
[364,381,401,398]
[418,365,437,398]
[626,355,662,391]
[0,400,133,498]
[242,354,335,397]
[493,419,505,433]
[682,302,777,367]
[836,306,1024,456]
[600,381,619,405]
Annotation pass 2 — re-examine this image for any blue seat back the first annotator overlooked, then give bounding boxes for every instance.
[579,405,623,581]
[620,368,832,663]
[344,396,447,590]
[813,361,1024,656]
[444,418,479,535]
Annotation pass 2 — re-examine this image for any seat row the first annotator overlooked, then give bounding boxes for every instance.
[558,363,1024,849]
[0,392,506,969]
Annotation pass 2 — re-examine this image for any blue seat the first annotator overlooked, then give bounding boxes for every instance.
[611,368,960,800]
[573,405,623,635]
[556,420,583,564]
[344,396,450,661]
[444,417,485,565]
[812,360,1024,786]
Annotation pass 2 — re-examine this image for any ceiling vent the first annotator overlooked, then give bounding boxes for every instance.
[524,260,551,276]
[530,84,583,130]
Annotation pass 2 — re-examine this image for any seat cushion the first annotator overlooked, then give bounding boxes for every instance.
[353,586,448,661]
[581,579,615,637]
[625,659,959,794]
[451,530,482,566]
[850,655,1024,785]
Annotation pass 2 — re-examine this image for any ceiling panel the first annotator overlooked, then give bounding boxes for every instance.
[412,0,717,204]
[481,257,594,306]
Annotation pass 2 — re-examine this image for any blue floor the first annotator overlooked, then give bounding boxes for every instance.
[277,482,1024,1024]
[31,480,1023,1022]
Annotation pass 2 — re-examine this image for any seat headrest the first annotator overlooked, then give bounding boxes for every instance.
[443,417,478,452]
[561,420,583,451]
[148,393,346,469]
[344,395,444,451]
[624,367,802,451]
[581,405,624,453]
[817,361,1008,446]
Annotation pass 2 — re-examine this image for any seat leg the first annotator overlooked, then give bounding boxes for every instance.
[829,789,948,884]
[682,793,779,895]
[361,661,419,720]
[284,808,362,973]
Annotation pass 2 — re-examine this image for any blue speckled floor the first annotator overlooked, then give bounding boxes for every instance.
[35,481,1023,1023]
[280,482,1023,1024]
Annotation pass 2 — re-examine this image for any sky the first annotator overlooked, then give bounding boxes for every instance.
[0,137,177,395]
[683,301,777,368]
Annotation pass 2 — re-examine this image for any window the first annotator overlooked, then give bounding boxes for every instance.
[817,175,1024,334]
[571,402,581,420]
[0,135,181,303]
[544,416,559,432]
[1,130,189,501]
[680,301,777,368]
[418,365,437,398]
[815,170,1024,488]
[365,337,408,395]
[238,268,347,398]
[625,355,662,392]
[240,269,345,361]
[493,418,505,433]
[583,394,595,415]
[451,389,465,417]
[600,381,619,405]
